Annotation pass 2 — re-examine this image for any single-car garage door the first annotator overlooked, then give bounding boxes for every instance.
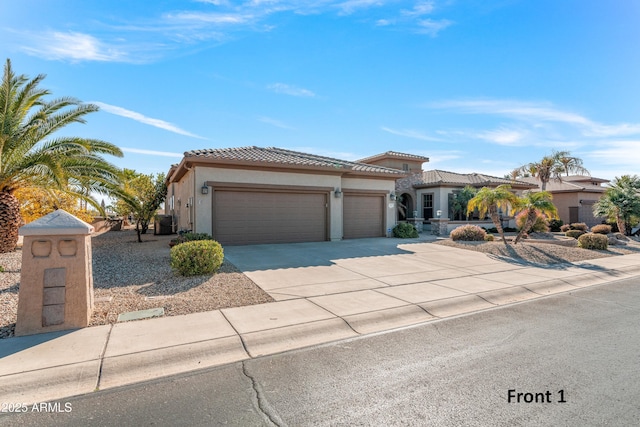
[214,190,327,245]
[343,193,385,239]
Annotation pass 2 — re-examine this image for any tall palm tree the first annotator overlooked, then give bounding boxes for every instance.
[518,151,589,191]
[0,58,123,253]
[593,175,640,236]
[467,184,519,245]
[513,191,558,244]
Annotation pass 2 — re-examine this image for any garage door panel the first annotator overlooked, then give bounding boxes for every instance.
[343,194,384,239]
[214,190,327,245]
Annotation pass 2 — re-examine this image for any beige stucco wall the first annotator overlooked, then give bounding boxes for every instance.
[166,170,195,232]
[552,192,604,227]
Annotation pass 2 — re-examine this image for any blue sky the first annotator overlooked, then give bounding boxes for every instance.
[2,0,639,181]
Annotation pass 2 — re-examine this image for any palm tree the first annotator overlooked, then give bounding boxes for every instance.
[513,191,558,244]
[467,184,519,245]
[554,150,589,177]
[593,175,640,235]
[0,58,123,253]
[518,151,589,191]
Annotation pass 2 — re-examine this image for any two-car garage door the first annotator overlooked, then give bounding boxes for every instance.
[214,189,328,245]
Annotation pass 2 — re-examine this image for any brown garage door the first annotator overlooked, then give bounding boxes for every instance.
[343,194,384,239]
[214,190,327,245]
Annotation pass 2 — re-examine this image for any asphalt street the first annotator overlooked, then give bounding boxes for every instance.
[3,277,640,426]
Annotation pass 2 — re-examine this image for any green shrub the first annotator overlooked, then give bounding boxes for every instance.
[577,233,608,250]
[548,219,564,232]
[484,233,495,242]
[450,224,486,241]
[504,227,517,232]
[170,240,224,276]
[0,266,4,273]
[560,224,571,232]
[590,224,612,235]
[516,211,549,233]
[484,227,498,233]
[393,223,419,238]
[565,229,586,239]
[570,222,588,231]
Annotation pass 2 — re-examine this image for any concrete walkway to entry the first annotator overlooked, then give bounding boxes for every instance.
[3,237,640,405]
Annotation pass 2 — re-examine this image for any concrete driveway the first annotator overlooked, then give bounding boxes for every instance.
[223,237,587,303]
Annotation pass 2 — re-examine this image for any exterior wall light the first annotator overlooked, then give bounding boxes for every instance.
[390,192,396,201]
[334,188,342,198]
[436,210,442,218]
[201,183,209,195]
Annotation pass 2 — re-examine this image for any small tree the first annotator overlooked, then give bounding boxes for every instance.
[114,170,167,242]
[593,175,640,236]
[467,185,518,245]
[451,185,477,221]
[15,187,95,224]
[513,191,558,244]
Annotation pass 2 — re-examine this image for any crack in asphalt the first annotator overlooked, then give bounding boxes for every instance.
[242,361,286,427]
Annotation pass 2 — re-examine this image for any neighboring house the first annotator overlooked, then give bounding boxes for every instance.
[165,146,404,245]
[518,175,609,227]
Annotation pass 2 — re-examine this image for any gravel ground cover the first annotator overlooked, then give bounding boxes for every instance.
[435,233,640,264]
[0,229,274,339]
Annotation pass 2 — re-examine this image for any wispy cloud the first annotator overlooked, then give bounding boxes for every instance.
[5,1,455,63]
[415,18,453,36]
[258,116,296,129]
[19,31,129,63]
[267,83,316,97]
[381,126,442,141]
[428,98,640,145]
[121,147,184,158]
[94,102,206,139]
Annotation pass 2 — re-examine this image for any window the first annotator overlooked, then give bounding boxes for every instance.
[423,194,433,219]
[402,163,409,172]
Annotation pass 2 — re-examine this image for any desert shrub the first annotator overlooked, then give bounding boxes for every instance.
[503,227,517,232]
[393,223,419,238]
[516,211,549,233]
[578,233,608,250]
[450,224,486,241]
[170,240,224,276]
[560,224,571,232]
[590,224,612,235]
[565,229,586,239]
[548,219,564,232]
[484,233,495,241]
[570,222,588,231]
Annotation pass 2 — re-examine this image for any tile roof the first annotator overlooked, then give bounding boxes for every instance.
[518,176,607,193]
[184,146,405,175]
[418,170,536,188]
[358,151,430,163]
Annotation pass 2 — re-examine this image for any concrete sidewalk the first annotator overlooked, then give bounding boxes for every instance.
[2,238,640,405]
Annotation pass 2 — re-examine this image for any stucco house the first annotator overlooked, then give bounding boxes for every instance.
[165,146,404,245]
[361,152,536,230]
[518,175,609,227]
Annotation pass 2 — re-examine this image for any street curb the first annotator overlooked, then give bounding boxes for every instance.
[99,335,248,390]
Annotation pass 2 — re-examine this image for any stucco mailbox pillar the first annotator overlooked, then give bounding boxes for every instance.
[15,210,94,336]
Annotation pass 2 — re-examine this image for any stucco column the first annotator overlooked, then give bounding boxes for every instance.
[15,210,94,336]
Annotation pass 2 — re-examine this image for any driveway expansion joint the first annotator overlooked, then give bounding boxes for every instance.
[95,323,113,391]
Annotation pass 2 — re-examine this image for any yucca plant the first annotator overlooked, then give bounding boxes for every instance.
[0,58,123,252]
